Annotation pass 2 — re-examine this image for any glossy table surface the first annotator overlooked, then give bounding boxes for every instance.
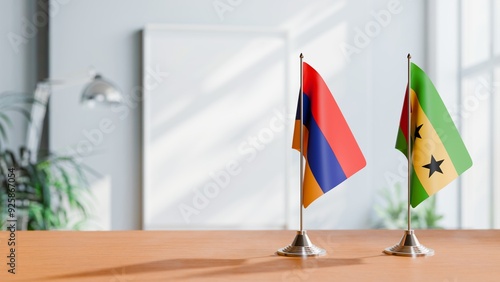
[0,230,499,281]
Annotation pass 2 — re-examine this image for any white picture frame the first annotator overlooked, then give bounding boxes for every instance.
[142,24,291,230]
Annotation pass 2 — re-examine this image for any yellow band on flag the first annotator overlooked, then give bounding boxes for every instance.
[411,89,459,196]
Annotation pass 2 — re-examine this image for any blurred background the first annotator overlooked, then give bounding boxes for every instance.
[0,0,498,230]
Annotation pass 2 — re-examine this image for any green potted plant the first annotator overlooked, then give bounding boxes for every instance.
[373,182,444,229]
[0,92,93,230]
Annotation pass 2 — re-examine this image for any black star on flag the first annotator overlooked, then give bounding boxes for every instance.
[414,124,423,140]
[422,155,444,177]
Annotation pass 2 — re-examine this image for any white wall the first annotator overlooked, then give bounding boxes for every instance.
[0,0,37,150]
[49,0,426,230]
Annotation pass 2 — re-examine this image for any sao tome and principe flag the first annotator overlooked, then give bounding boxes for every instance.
[396,62,473,208]
[293,62,366,208]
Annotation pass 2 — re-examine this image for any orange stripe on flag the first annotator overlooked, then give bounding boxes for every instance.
[292,120,309,156]
[303,163,324,208]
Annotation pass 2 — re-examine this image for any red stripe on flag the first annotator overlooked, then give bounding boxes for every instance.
[302,62,365,177]
[399,87,409,142]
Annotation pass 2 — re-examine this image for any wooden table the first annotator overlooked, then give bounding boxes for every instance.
[0,230,499,281]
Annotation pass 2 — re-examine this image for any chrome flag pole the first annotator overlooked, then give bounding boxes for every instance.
[383,54,434,257]
[277,53,326,257]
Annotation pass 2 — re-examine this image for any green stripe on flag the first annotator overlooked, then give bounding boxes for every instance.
[395,128,407,156]
[410,165,429,208]
[410,63,473,174]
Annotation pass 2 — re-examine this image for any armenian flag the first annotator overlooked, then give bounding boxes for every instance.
[293,62,366,208]
[396,62,472,207]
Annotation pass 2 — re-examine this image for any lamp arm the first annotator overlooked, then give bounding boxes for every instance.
[25,68,120,160]
[25,68,96,161]
[25,82,51,162]
[43,68,96,90]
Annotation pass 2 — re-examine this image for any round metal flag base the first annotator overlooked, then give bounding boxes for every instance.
[277,230,326,257]
[383,230,434,257]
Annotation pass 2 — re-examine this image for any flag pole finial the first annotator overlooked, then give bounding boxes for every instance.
[300,53,303,59]
[407,53,411,59]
